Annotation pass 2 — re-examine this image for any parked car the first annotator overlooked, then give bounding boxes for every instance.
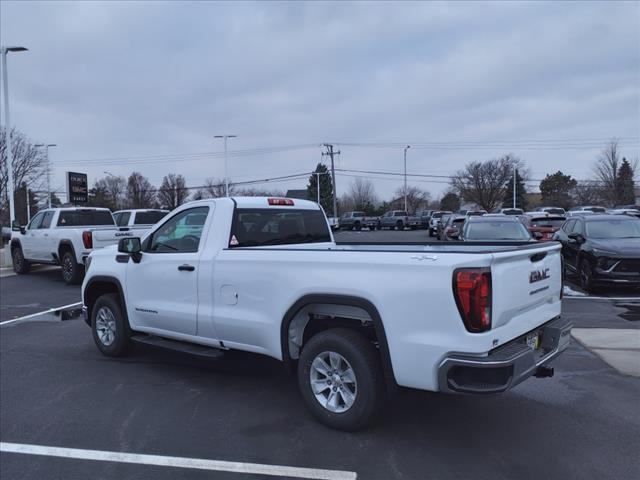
[82,196,570,431]
[113,209,169,227]
[428,210,452,237]
[339,211,378,230]
[465,210,487,217]
[378,210,410,230]
[441,215,467,241]
[495,208,525,215]
[568,205,607,214]
[406,210,431,229]
[460,216,534,242]
[436,213,453,240]
[539,207,566,215]
[613,205,640,211]
[609,209,640,219]
[554,214,640,292]
[9,207,137,284]
[326,216,340,230]
[522,215,567,241]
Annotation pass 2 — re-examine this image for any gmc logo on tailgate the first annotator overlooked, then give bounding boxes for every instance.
[530,268,550,283]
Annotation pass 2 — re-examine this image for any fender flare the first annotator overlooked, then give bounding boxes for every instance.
[57,240,77,262]
[280,294,396,385]
[83,275,130,327]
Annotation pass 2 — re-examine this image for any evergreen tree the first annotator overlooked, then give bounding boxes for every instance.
[539,171,577,209]
[616,158,636,205]
[306,163,334,213]
[502,170,527,210]
[440,192,461,211]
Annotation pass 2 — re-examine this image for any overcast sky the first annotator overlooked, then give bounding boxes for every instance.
[1,0,639,202]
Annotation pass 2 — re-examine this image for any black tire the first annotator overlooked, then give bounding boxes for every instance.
[354,222,362,231]
[428,228,434,237]
[579,258,596,293]
[91,293,134,357]
[297,328,385,431]
[396,221,404,231]
[12,245,31,274]
[61,250,83,285]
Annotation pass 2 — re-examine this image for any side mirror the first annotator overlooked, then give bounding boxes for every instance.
[567,232,584,244]
[118,237,142,263]
[533,232,543,240]
[11,220,25,234]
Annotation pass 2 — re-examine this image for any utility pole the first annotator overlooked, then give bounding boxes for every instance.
[403,145,411,212]
[322,144,340,220]
[214,135,237,197]
[1,45,28,226]
[513,166,517,209]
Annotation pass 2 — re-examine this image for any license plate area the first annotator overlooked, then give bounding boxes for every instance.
[525,331,541,351]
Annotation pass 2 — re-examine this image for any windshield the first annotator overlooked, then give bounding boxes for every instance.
[465,221,531,240]
[57,210,115,227]
[585,207,606,213]
[585,220,640,239]
[530,217,566,228]
[230,208,331,247]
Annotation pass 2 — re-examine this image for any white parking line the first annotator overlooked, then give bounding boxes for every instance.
[0,302,82,326]
[563,296,640,301]
[0,442,357,480]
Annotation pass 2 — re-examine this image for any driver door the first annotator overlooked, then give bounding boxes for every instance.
[21,212,44,260]
[125,206,211,336]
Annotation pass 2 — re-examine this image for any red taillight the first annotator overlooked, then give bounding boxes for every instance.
[82,231,93,249]
[453,268,492,332]
[268,198,294,206]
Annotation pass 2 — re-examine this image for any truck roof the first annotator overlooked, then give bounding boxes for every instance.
[231,197,320,210]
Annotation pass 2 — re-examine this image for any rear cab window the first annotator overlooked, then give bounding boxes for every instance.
[229,208,331,247]
[134,211,168,225]
[57,210,115,227]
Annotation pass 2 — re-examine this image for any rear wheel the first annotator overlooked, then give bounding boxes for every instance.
[12,246,30,274]
[354,221,362,231]
[579,258,596,293]
[91,293,133,357]
[428,228,434,237]
[61,251,83,285]
[395,221,404,231]
[297,328,385,431]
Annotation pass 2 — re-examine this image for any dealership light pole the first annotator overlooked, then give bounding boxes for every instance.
[214,135,237,197]
[1,45,28,226]
[403,145,411,212]
[35,143,57,208]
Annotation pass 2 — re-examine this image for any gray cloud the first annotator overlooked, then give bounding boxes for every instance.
[2,0,638,200]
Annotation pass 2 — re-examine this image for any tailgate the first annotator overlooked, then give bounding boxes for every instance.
[91,228,135,249]
[489,243,562,334]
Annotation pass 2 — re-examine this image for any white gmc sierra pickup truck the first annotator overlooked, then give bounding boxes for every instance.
[82,197,571,430]
[10,207,137,284]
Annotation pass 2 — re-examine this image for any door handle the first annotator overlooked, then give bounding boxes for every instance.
[178,264,195,272]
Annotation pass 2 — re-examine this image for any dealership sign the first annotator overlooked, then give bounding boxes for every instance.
[66,171,88,204]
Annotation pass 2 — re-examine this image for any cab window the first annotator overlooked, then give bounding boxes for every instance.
[147,207,209,253]
[40,211,54,229]
[114,212,131,227]
[27,212,44,230]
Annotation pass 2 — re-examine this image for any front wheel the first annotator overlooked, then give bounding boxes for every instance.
[61,251,84,285]
[12,246,31,274]
[297,328,385,431]
[579,258,596,293]
[91,293,133,357]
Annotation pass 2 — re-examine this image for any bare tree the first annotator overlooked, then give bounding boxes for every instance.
[1,128,47,223]
[594,140,621,206]
[235,187,285,197]
[195,178,235,199]
[349,178,377,211]
[573,183,603,205]
[451,155,518,212]
[394,185,430,213]
[126,172,156,208]
[157,173,189,209]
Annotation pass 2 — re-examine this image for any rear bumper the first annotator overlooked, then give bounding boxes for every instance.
[438,316,572,394]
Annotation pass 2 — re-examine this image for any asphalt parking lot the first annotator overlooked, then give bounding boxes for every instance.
[1,230,639,480]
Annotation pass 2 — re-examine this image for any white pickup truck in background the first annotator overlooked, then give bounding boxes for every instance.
[113,209,169,228]
[82,197,571,430]
[10,207,138,284]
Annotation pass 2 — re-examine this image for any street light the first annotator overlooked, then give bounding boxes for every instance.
[35,143,57,208]
[214,135,237,197]
[403,145,411,212]
[1,45,28,226]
